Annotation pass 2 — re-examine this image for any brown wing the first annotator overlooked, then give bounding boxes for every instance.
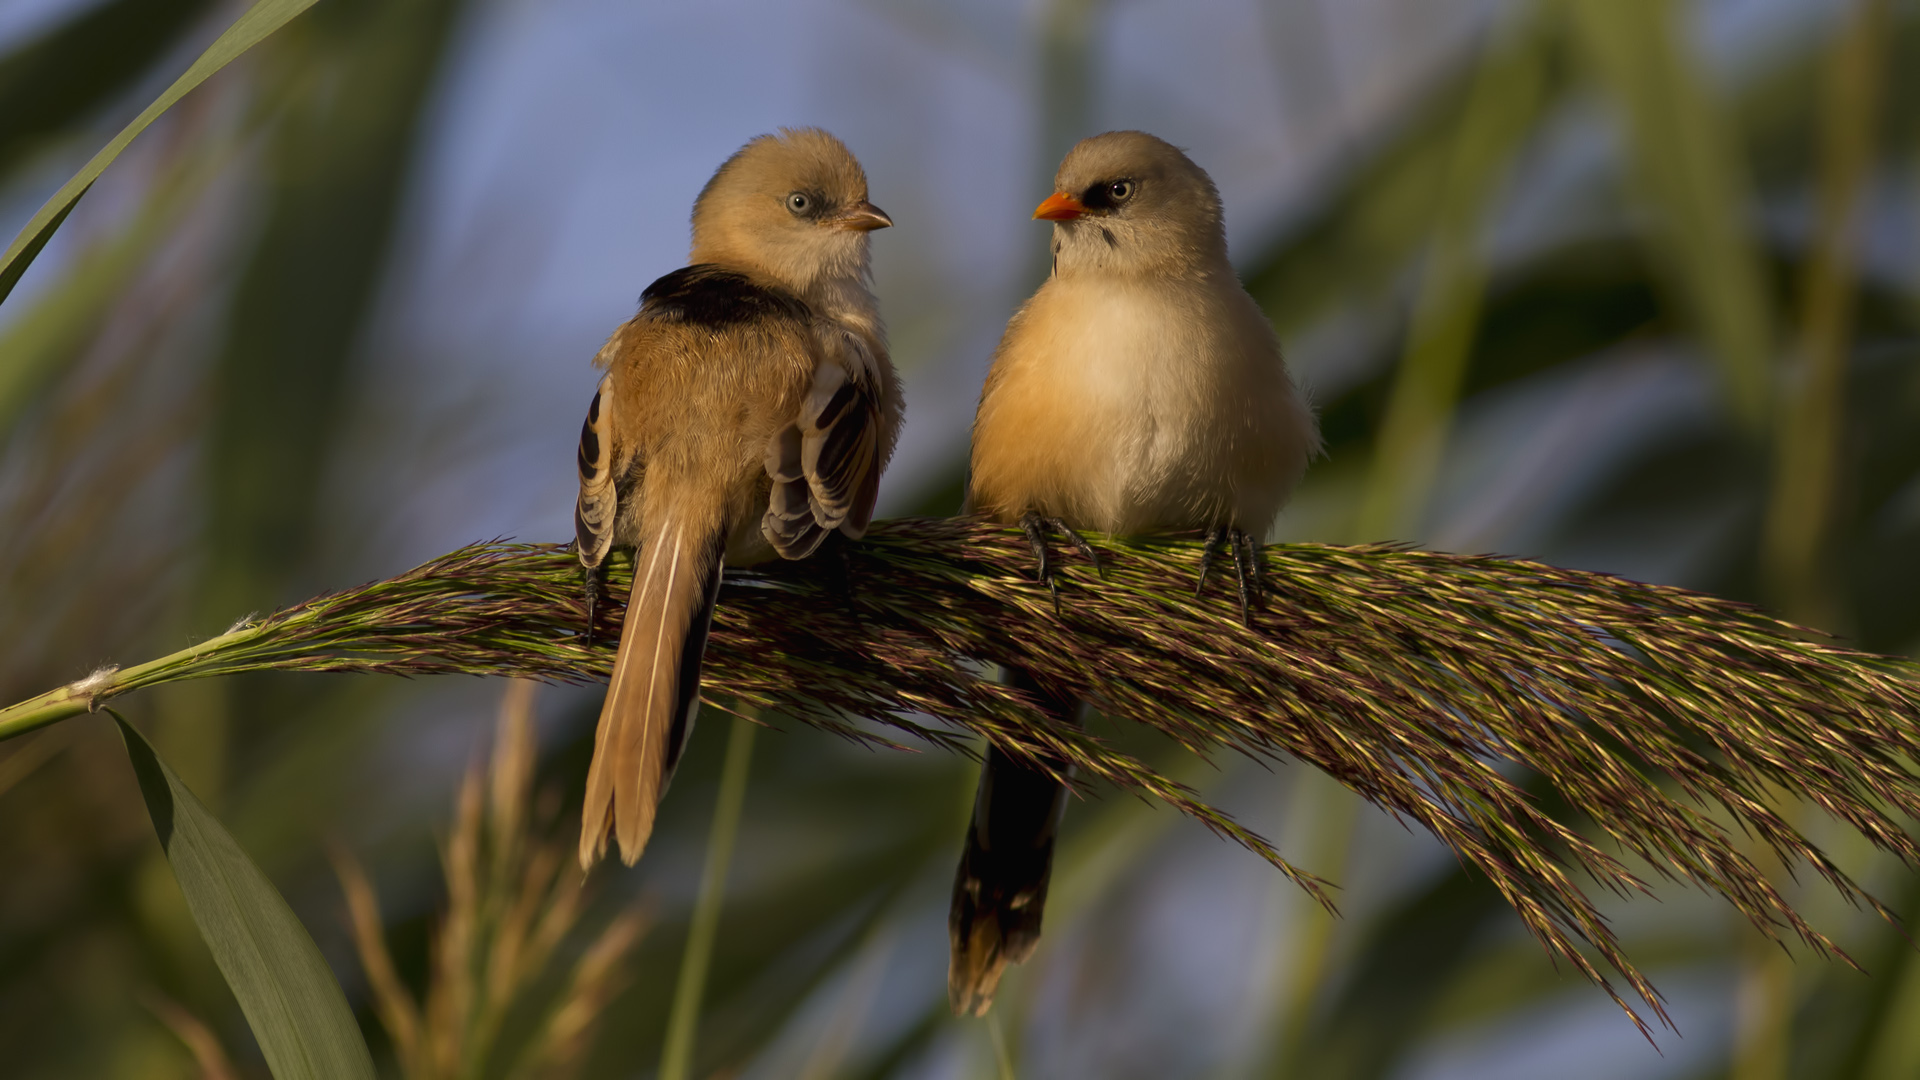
[761,329,885,558]
[574,373,620,570]
[762,421,827,558]
[579,268,828,869]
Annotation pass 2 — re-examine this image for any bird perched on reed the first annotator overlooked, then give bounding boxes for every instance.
[573,129,902,869]
[950,131,1320,1014]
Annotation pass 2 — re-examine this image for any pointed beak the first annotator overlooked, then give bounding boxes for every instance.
[832,201,893,231]
[1033,192,1085,221]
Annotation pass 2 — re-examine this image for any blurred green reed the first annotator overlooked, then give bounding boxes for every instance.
[1740,3,1894,1077]
[333,682,646,1080]
[2,0,1919,1077]
[658,713,757,1080]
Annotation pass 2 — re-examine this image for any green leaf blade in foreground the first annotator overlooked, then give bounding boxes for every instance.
[0,0,324,308]
[8,522,1913,1032]
[115,715,375,1080]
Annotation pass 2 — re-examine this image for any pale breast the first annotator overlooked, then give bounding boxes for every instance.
[969,275,1313,535]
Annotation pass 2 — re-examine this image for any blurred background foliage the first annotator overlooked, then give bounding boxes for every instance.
[0,0,1917,1076]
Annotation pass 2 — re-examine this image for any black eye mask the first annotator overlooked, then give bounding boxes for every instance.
[1078,178,1137,213]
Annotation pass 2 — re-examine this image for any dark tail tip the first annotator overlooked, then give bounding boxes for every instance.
[947,757,1062,1014]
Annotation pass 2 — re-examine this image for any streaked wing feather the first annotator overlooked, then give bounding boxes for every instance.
[762,326,886,557]
[575,374,618,569]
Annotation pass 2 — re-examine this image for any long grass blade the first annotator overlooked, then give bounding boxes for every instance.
[1268,770,1361,1074]
[1563,0,1775,427]
[0,0,325,309]
[0,147,225,433]
[1353,11,1548,541]
[115,711,375,1080]
[659,711,759,1080]
[1760,0,1892,627]
[988,1013,1017,1080]
[1739,3,1894,1074]
[0,0,216,171]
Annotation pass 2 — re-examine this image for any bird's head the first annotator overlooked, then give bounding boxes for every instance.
[1034,131,1226,278]
[690,128,891,298]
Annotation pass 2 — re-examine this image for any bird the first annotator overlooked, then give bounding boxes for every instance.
[573,128,902,870]
[949,131,1320,1015]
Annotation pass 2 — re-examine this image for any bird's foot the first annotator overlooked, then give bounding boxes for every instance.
[1232,527,1265,625]
[582,564,607,647]
[1195,526,1229,598]
[1020,513,1101,615]
[1196,525,1264,627]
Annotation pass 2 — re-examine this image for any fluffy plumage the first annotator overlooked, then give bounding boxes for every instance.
[968,131,1319,533]
[951,131,1320,1014]
[576,129,902,868]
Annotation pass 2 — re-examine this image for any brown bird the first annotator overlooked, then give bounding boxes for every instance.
[574,129,902,869]
[950,131,1320,1014]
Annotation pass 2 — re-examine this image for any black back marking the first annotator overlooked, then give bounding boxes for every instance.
[639,264,812,328]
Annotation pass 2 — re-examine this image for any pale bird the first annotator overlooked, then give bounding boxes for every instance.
[950,130,1320,1015]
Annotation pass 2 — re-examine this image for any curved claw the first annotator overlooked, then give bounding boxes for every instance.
[1243,531,1268,598]
[1230,528,1264,627]
[582,564,607,647]
[1020,513,1062,614]
[1196,525,1264,627]
[1047,520,1101,577]
[1196,525,1228,598]
[1020,514,1102,614]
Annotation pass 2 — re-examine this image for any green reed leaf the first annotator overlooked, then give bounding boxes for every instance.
[115,712,374,1080]
[1563,0,1775,427]
[0,0,325,309]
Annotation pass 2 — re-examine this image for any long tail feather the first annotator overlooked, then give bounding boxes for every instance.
[948,667,1075,1015]
[579,520,725,868]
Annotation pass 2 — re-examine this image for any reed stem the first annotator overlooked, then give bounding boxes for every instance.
[659,712,758,1080]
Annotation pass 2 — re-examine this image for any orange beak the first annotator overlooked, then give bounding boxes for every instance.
[1032,192,1085,221]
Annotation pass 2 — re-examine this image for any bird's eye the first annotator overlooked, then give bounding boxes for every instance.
[787,192,812,215]
[1108,180,1135,203]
